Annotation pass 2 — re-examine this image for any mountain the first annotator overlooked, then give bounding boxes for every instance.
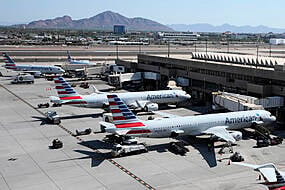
[168,23,285,33]
[16,11,173,32]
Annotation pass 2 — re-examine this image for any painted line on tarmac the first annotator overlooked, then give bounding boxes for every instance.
[0,83,156,190]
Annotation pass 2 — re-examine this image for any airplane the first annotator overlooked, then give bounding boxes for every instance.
[234,162,285,190]
[99,94,276,143]
[67,51,96,65]
[3,53,65,76]
[49,76,191,111]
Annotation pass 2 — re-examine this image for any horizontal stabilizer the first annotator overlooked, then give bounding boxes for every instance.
[115,129,131,135]
[99,121,115,129]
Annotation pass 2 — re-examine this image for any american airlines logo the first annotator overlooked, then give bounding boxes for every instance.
[225,115,258,124]
[147,94,175,100]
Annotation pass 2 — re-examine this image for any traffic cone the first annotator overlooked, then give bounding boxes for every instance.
[228,160,231,165]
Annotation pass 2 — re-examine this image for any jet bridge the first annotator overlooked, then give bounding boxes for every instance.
[212,91,284,111]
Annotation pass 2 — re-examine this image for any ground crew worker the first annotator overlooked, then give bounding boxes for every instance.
[207,142,212,152]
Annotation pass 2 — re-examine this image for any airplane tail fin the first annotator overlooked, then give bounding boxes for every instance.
[67,51,72,62]
[3,53,16,70]
[53,76,86,105]
[107,94,149,134]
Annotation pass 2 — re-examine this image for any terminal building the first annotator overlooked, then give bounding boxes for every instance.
[116,52,285,122]
[157,32,200,41]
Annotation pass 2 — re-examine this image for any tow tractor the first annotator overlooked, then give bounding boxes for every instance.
[168,141,189,156]
[50,139,63,149]
[230,152,244,162]
[38,103,50,108]
[103,134,147,157]
[46,111,61,124]
[73,128,92,136]
[111,143,148,157]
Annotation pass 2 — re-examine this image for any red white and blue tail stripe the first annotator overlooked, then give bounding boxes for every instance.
[53,76,87,105]
[107,95,151,134]
[3,53,17,70]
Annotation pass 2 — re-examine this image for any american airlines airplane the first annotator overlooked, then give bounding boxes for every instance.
[3,53,65,75]
[67,51,96,65]
[99,94,276,143]
[50,76,191,111]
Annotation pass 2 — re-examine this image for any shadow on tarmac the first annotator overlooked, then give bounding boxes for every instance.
[183,137,217,168]
[49,149,111,167]
[31,116,49,125]
[60,113,102,120]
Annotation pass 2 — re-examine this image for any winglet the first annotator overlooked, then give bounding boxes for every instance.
[91,85,104,94]
[233,162,285,183]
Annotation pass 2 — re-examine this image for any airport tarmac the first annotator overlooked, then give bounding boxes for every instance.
[1,77,285,189]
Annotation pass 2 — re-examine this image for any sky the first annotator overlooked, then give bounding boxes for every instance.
[1,0,285,28]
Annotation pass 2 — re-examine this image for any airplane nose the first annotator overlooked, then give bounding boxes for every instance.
[271,116,276,121]
[185,94,191,99]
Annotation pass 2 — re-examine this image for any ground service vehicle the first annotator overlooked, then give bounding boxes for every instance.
[111,144,147,157]
[50,139,63,149]
[38,103,49,108]
[46,111,61,124]
[168,142,189,155]
[11,74,34,84]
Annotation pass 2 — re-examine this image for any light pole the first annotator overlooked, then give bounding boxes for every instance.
[116,44,119,60]
[227,38,230,53]
[269,43,272,57]
[167,40,170,58]
[205,39,208,55]
[256,44,259,68]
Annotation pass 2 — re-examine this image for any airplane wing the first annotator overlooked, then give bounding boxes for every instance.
[152,111,179,118]
[203,126,235,143]
[127,100,150,109]
[135,100,149,108]
[234,162,279,183]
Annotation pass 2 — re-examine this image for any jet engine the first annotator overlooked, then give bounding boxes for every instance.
[49,96,61,104]
[144,103,159,112]
[229,131,243,141]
